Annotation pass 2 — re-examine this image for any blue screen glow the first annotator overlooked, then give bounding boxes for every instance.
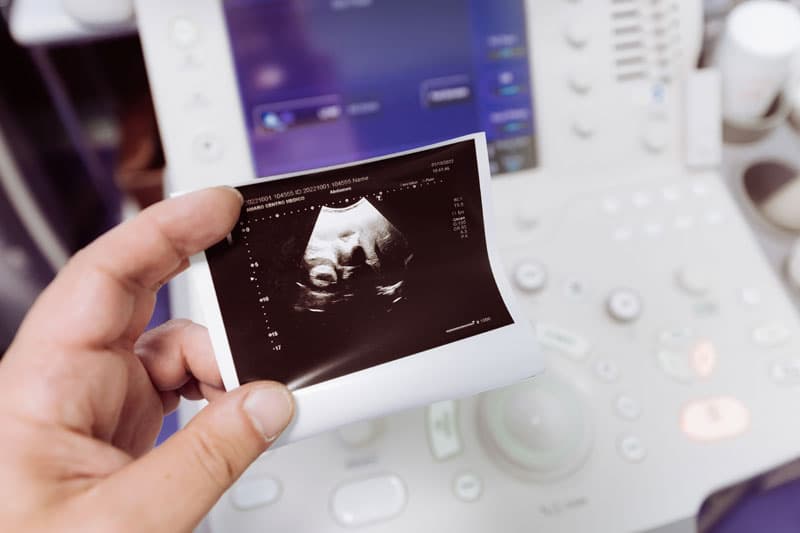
[223,0,537,177]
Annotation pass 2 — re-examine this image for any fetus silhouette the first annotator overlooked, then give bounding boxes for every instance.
[295,198,412,314]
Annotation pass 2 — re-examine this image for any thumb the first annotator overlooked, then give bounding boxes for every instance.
[97,382,294,533]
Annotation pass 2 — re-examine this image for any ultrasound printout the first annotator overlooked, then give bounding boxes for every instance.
[205,139,514,389]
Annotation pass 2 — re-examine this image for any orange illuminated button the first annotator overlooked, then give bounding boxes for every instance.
[680,397,750,442]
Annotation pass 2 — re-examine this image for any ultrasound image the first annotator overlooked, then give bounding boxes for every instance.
[295,198,413,315]
[206,140,513,389]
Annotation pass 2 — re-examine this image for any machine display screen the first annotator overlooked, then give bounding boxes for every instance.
[223,0,537,177]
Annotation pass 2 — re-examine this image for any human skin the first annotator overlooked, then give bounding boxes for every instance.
[0,187,294,533]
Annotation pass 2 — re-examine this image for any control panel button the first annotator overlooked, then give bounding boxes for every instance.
[231,477,281,511]
[332,475,407,527]
[643,222,664,237]
[337,420,380,448]
[659,327,694,348]
[680,397,750,442]
[427,401,462,461]
[572,117,595,138]
[535,323,591,360]
[171,17,200,48]
[185,90,212,110]
[514,261,548,293]
[752,324,792,347]
[178,49,206,70]
[565,21,590,48]
[594,360,620,383]
[613,227,633,242]
[606,289,643,323]
[676,267,712,295]
[564,279,586,298]
[615,395,642,420]
[661,186,680,202]
[192,132,224,163]
[514,205,539,230]
[569,72,592,94]
[479,374,593,481]
[453,473,483,503]
[658,349,693,383]
[740,287,762,307]
[618,435,647,463]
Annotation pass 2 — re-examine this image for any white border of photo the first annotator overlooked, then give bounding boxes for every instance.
[185,133,544,446]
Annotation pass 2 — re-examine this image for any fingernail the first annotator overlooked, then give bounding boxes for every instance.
[219,186,244,205]
[243,386,293,442]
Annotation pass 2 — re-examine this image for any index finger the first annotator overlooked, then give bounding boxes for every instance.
[17,187,243,349]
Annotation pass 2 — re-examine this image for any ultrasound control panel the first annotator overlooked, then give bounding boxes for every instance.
[134,0,800,532]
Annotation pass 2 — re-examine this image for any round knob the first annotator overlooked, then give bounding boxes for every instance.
[478,374,593,481]
[788,239,800,290]
[607,288,643,323]
[568,72,592,94]
[513,261,548,293]
[572,116,595,138]
[171,17,201,48]
[564,21,590,48]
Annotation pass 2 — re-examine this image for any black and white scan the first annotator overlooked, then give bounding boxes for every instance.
[206,139,513,389]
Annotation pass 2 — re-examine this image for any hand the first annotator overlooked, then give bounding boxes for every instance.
[0,188,294,533]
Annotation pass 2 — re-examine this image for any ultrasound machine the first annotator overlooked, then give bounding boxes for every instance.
[14,0,800,531]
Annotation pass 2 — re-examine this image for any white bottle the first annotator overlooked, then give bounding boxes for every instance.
[712,0,800,125]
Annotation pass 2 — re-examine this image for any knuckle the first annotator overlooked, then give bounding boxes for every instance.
[143,207,191,260]
[186,427,240,489]
[135,319,190,355]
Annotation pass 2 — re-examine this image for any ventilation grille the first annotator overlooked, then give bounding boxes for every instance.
[610,0,681,84]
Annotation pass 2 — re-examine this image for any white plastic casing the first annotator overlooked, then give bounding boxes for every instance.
[9,0,136,44]
[61,0,134,27]
[134,1,800,532]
